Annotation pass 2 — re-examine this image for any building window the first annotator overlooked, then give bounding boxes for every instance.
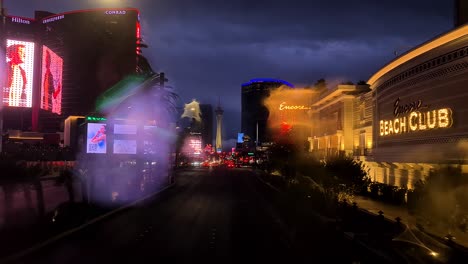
[359,133,365,150]
[359,104,365,121]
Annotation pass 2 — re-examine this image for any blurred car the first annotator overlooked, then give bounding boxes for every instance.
[226,161,235,168]
[191,161,201,167]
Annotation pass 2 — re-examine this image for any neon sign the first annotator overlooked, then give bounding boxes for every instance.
[43,15,64,24]
[11,17,31,24]
[278,102,311,111]
[379,108,453,136]
[393,97,429,117]
[105,10,127,15]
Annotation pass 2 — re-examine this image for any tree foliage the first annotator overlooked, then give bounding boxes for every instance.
[324,156,370,188]
[314,78,327,92]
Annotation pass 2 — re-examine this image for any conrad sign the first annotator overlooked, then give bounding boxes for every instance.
[105,10,127,15]
[379,98,453,136]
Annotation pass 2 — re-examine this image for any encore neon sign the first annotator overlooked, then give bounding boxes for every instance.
[379,108,453,136]
[278,102,311,111]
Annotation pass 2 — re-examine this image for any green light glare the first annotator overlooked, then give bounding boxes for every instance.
[95,75,147,113]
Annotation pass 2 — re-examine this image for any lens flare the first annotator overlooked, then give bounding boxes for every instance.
[78,74,177,208]
[181,99,202,122]
[264,86,319,142]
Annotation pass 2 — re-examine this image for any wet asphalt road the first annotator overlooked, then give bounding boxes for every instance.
[11,167,368,264]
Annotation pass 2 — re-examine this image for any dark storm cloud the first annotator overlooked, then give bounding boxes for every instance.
[7,0,454,141]
[151,0,450,41]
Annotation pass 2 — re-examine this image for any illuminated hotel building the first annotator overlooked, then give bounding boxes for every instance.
[455,0,468,27]
[352,89,374,157]
[38,8,140,130]
[1,8,140,133]
[199,104,213,148]
[307,84,371,158]
[241,78,294,145]
[365,24,468,188]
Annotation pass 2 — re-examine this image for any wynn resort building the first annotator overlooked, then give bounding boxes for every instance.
[364,24,468,188]
[306,24,468,189]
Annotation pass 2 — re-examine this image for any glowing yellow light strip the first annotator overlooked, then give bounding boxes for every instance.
[9,136,44,140]
[368,25,468,87]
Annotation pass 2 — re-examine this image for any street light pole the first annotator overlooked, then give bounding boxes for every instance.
[0,0,5,153]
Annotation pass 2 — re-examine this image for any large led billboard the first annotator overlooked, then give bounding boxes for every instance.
[183,135,202,155]
[114,124,137,135]
[3,40,35,107]
[113,140,137,154]
[41,46,63,114]
[113,124,138,154]
[143,125,157,154]
[86,123,107,154]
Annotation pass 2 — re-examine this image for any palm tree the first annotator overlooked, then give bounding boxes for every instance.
[56,167,75,203]
[76,166,89,204]
[0,157,46,224]
[25,164,46,218]
[88,37,179,203]
[0,156,21,225]
[314,78,327,93]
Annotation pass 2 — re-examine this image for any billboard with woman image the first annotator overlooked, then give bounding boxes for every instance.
[41,46,63,114]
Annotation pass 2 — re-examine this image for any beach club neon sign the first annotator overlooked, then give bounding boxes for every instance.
[379,98,453,136]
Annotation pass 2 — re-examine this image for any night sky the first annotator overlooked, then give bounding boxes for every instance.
[6,0,454,144]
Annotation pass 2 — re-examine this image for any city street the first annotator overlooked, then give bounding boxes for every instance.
[10,168,372,264]
[1,1,467,264]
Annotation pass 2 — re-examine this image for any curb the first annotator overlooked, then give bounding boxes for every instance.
[0,182,176,264]
[254,172,282,193]
[352,203,468,252]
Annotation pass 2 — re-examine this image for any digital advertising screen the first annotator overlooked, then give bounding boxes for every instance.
[184,136,202,155]
[3,40,35,107]
[113,139,137,154]
[41,46,63,114]
[86,123,107,154]
[237,133,244,143]
[143,126,157,154]
[114,124,137,135]
[144,125,157,136]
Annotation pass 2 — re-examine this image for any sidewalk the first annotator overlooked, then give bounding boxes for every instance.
[0,180,70,229]
[254,168,468,250]
[353,195,468,249]
[297,171,468,250]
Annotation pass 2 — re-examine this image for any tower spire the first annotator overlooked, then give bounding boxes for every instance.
[215,97,224,153]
